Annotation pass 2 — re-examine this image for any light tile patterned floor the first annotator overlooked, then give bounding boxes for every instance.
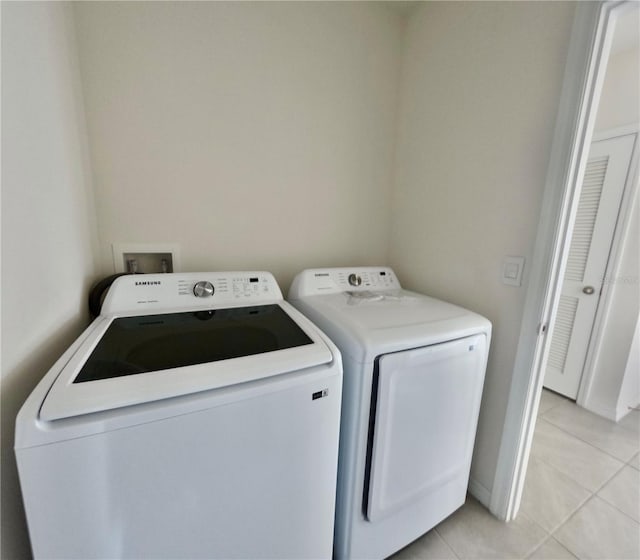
[390,390,640,559]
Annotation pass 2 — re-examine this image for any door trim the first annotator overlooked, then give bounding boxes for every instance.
[489,1,631,522]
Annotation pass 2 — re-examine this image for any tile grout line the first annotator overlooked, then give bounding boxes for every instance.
[543,418,639,461]
[539,487,592,537]
[588,455,629,494]
[549,491,640,556]
[594,466,640,525]
[536,395,571,418]
[537,415,638,464]
[529,422,631,559]
[531,433,626,496]
[517,510,553,559]
[525,535,550,559]
[533,395,638,559]
[433,525,461,559]
[525,534,576,560]
[547,493,601,559]
[540,402,640,440]
[533,426,634,529]
[627,453,640,471]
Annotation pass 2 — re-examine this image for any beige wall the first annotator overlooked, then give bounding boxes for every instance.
[1,2,99,557]
[595,46,640,132]
[2,1,580,555]
[389,1,575,496]
[73,1,405,289]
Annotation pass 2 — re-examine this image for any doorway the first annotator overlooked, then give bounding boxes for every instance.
[544,3,639,403]
[544,130,637,400]
[490,0,640,523]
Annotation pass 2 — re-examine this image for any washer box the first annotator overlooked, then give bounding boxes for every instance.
[16,272,342,559]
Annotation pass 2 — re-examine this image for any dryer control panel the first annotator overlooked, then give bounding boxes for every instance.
[101,272,283,315]
[289,267,401,297]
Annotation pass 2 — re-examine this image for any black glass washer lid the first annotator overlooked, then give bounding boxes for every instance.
[75,304,313,383]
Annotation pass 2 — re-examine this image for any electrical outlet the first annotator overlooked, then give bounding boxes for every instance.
[112,243,181,274]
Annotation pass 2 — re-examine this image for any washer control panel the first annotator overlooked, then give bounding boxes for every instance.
[289,267,401,297]
[101,272,282,315]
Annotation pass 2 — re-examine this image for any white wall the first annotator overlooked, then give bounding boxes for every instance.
[389,1,575,498]
[1,2,99,557]
[73,1,405,289]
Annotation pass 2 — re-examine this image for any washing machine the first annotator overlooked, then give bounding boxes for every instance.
[288,267,491,559]
[15,271,342,559]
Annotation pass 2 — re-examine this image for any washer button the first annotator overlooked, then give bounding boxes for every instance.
[348,273,362,287]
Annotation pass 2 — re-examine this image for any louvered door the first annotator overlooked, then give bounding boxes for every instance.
[544,133,636,398]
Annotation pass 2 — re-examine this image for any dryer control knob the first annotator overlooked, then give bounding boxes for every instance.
[193,281,215,298]
[348,273,362,287]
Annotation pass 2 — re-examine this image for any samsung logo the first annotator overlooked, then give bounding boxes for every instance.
[135,281,162,286]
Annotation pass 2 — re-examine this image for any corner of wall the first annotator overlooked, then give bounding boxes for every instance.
[1,3,100,557]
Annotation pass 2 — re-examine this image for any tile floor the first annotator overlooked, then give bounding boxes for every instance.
[390,390,640,559]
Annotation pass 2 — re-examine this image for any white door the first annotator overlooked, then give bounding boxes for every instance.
[544,133,636,398]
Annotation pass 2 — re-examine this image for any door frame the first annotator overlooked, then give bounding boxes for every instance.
[489,0,635,522]
[577,125,639,417]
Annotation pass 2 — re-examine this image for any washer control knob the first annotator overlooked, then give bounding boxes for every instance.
[348,273,362,287]
[193,281,215,298]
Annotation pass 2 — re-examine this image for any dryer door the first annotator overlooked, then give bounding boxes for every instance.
[366,334,487,522]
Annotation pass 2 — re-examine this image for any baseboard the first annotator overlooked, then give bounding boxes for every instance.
[582,399,618,421]
[468,477,491,509]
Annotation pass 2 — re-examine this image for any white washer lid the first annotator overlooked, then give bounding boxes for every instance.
[39,301,333,421]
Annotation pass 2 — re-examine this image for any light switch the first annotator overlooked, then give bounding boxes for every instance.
[504,263,519,279]
[502,256,525,286]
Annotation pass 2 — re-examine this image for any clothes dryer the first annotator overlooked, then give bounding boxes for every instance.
[16,272,342,559]
[288,267,491,559]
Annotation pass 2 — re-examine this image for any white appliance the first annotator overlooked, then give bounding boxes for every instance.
[15,272,342,560]
[288,267,491,560]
